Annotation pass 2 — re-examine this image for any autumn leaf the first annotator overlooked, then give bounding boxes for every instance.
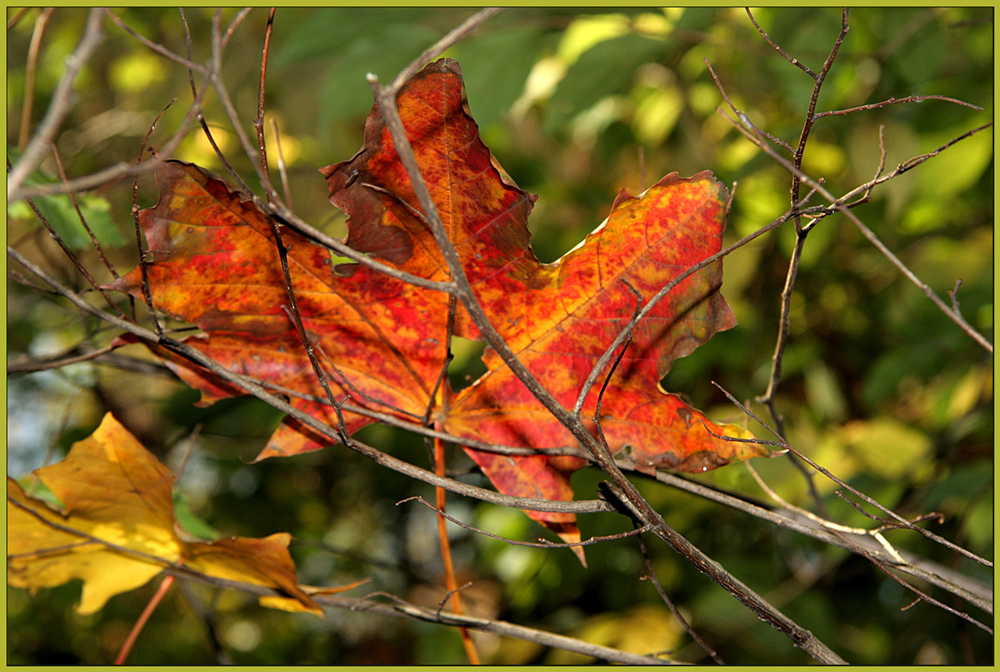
[6,413,364,615]
[108,58,766,557]
[321,60,763,538]
[107,156,455,458]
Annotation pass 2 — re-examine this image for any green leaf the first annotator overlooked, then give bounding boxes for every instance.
[544,33,667,136]
[173,492,220,542]
[272,8,428,68]
[319,23,441,129]
[7,146,126,250]
[456,26,550,129]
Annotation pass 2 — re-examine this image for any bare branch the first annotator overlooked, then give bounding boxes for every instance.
[646,468,992,614]
[7,7,31,31]
[11,490,668,665]
[368,54,848,667]
[816,94,982,118]
[831,530,992,634]
[51,146,120,281]
[9,8,105,200]
[8,343,117,375]
[9,29,219,204]
[718,103,994,353]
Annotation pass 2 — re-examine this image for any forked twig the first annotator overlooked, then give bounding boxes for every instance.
[725,107,994,354]
[829,529,992,634]
[707,54,993,355]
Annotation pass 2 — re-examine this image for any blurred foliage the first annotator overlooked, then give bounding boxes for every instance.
[6,7,993,665]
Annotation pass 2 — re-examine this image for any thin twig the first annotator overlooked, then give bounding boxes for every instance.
[432,434,481,664]
[18,8,55,151]
[269,118,293,209]
[104,9,208,73]
[753,9,850,440]
[270,224,340,410]
[573,203,802,418]
[831,529,992,634]
[186,9,251,192]
[386,8,504,96]
[132,101,178,335]
[816,94,982,118]
[746,7,817,78]
[745,461,905,563]
[254,7,276,200]
[636,531,724,664]
[705,52,792,153]
[400,495,654,550]
[645,469,992,614]
[220,8,253,52]
[209,10,267,193]
[14,492,674,665]
[7,7,31,31]
[51,145,121,282]
[18,190,122,318]
[115,575,176,664]
[187,575,679,665]
[8,343,118,375]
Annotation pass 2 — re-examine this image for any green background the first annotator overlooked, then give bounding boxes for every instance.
[7,7,993,665]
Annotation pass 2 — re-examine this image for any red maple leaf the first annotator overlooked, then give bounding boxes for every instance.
[109,59,765,559]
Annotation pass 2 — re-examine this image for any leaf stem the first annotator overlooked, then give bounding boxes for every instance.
[115,574,175,664]
[434,436,480,664]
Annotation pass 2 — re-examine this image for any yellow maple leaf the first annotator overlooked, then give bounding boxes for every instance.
[7,413,360,616]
